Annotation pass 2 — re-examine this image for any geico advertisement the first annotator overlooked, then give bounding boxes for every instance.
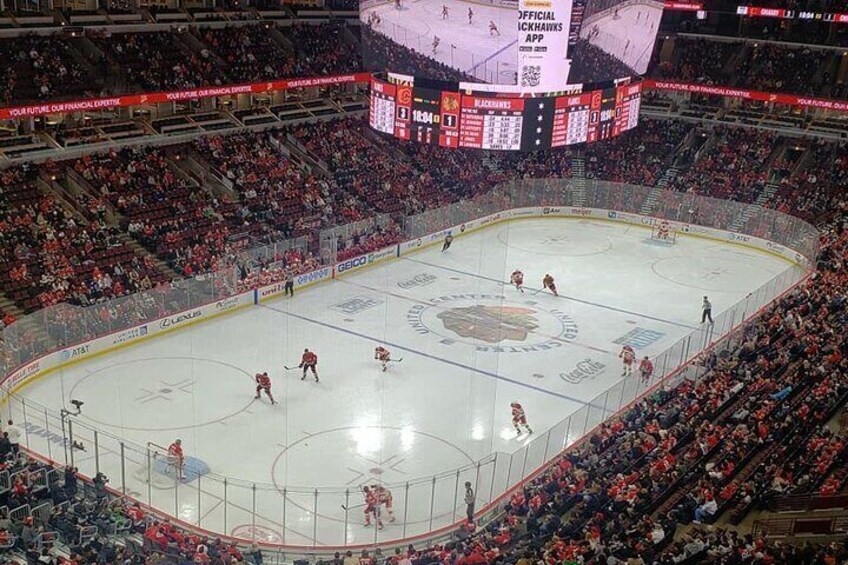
[336,246,397,275]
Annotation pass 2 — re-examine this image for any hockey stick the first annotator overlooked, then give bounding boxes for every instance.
[388,358,404,363]
[283,365,299,371]
[340,502,367,510]
[529,286,546,296]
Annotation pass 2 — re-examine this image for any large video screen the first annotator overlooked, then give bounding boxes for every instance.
[360,0,664,92]
[370,74,642,150]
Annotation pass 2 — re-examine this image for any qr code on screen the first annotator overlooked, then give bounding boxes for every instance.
[521,65,541,88]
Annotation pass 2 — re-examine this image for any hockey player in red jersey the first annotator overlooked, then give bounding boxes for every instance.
[300,348,319,381]
[542,274,558,296]
[372,484,396,523]
[363,486,383,529]
[510,269,524,293]
[254,372,277,404]
[619,345,636,376]
[374,346,391,372]
[639,356,654,384]
[510,402,533,435]
[167,439,186,480]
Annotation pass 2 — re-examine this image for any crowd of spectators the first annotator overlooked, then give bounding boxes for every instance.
[71,146,260,276]
[745,43,833,96]
[91,31,222,92]
[2,16,848,104]
[0,165,166,314]
[0,35,90,105]
[766,140,848,223]
[584,120,692,186]
[651,37,843,98]
[666,126,776,203]
[287,23,362,77]
[198,26,298,83]
[650,38,739,85]
[193,129,368,237]
[195,23,359,85]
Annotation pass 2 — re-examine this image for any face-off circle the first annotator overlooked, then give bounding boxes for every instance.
[69,356,255,431]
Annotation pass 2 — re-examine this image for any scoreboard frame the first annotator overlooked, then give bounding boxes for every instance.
[369,74,642,151]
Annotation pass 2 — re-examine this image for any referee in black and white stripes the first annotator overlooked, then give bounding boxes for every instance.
[701,296,713,324]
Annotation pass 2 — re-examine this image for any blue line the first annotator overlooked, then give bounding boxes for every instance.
[259,303,598,407]
[467,39,518,73]
[402,257,697,330]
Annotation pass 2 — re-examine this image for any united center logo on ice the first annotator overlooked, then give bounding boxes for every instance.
[406,294,577,352]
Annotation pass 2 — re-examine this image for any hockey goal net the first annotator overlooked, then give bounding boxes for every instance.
[650,221,677,244]
[131,442,182,489]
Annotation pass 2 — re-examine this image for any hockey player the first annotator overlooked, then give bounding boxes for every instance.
[167,439,186,480]
[542,274,558,296]
[467,6,473,24]
[619,345,636,377]
[373,485,396,522]
[489,20,500,35]
[363,486,383,529]
[639,356,654,385]
[300,348,319,382]
[374,346,391,372]
[254,372,277,404]
[656,220,671,240]
[441,232,453,252]
[510,269,524,293]
[510,401,533,435]
[432,35,440,55]
[441,4,448,18]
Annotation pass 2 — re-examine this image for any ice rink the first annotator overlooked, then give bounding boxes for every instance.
[362,0,519,83]
[9,218,802,546]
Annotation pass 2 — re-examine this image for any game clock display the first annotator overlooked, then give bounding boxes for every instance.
[370,75,642,151]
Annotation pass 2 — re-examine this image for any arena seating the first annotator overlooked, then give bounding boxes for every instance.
[584,120,692,185]
[651,37,844,99]
[0,35,92,105]
[0,165,166,313]
[666,126,776,203]
[90,31,223,92]
[0,19,845,104]
[70,147,262,276]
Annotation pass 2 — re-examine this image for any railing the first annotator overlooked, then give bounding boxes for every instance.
[775,493,848,513]
[0,180,819,553]
[753,515,848,538]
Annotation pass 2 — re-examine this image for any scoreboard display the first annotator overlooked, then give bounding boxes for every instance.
[369,75,642,151]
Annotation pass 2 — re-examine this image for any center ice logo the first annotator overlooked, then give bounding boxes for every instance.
[407,294,578,353]
[437,305,538,343]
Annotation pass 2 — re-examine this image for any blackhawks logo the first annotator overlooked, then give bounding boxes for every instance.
[437,305,538,343]
[407,294,578,353]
